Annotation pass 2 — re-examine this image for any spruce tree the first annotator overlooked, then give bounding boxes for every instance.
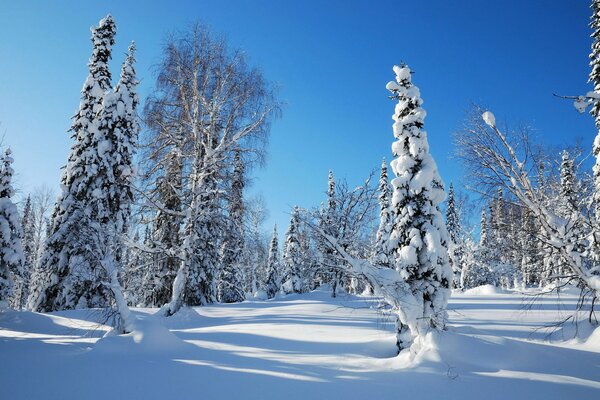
[281,206,304,294]
[371,158,393,269]
[15,195,35,308]
[28,15,121,311]
[318,171,343,296]
[142,151,182,306]
[0,149,24,310]
[590,0,600,261]
[264,225,280,298]
[445,182,463,288]
[186,166,223,306]
[479,208,488,247]
[109,41,139,236]
[385,64,452,349]
[218,150,246,303]
[558,150,578,216]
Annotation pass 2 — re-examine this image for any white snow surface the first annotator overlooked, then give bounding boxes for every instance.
[1,288,599,399]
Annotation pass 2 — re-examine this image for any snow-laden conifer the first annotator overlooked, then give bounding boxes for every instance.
[13,195,35,308]
[0,149,24,310]
[107,41,139,236]
[28,15,117,312]
[445,182,463,288]
[186,166,223,306]
[142,151,182,306]
[479,209,488,247]
[281,206,305,294]
[386,64,452,349]
[264,225,280,298]
[371,158,392,269]
[218,150,246,303]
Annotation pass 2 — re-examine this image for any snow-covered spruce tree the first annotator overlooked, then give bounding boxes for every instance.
[281,206,305,294]
[28,15,118,312]
[0,149,24,310]
[479,208,488,247]
[371,158,393,269]
[263,225,280,298]
[186,165,223,306]
[386,64,452,350]
[14,195,35,308]
[554,150,584,283]
[445,182,463,288]
[461,208,493,289]
[218,149,246,303]
[141,151,183,307]
[588,0,600,263]
[316,171,344,296]
[107,41,139,238]
[459,237,485,289]
[559,150,578,217]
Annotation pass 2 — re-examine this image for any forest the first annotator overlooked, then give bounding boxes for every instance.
[0,2,599,399]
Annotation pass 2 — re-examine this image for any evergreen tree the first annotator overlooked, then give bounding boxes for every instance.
[317,171,343,296]
[16,195,36,308]
[386,64,452,349]
[264,225,280,298]
[109,41,139,236]
[590,0,600,261]
[0,149,24,310]
[186,166,223,306]
[281,206,305,294]
[371,158,392,269]
[142,151,183,306]
[218,150,246,303]
[558,150,578,217]
[479,208,488,247]
[445,182,463,288]
[28,15,118,312]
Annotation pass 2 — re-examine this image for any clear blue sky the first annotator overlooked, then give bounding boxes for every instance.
[0,0,595,234]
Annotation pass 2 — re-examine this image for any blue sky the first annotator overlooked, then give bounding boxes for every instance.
[0,0,595,234]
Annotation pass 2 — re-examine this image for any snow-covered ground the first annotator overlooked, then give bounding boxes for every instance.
[1,288,599,399]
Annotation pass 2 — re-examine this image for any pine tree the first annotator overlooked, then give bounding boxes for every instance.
[556,150,583,283]
[142,151,183,306]
[0,149,24,310]
[317,171,343,296]
[28,15,118,312]
[590,0,600,262]
[281,206,305,294]
[218,150,246,303]
[371,158,393,269]
[263,225,280,298]
[558,150,578,217]
[109,41,139,236]
[385,64,452,349]
[479,208,488,247]
[445,182,463,288]
[186,165,223,306]
[15,195,36,308]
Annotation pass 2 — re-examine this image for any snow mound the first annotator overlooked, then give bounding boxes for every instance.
[585,327,600,351]
[91,318,189,356]
[0,309,108,336]
[462,284,504,296]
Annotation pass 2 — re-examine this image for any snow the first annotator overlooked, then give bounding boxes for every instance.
[482,111,496,127]
[1,288,598,399]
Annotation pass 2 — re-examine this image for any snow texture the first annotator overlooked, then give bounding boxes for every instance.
[0,289,598,399]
